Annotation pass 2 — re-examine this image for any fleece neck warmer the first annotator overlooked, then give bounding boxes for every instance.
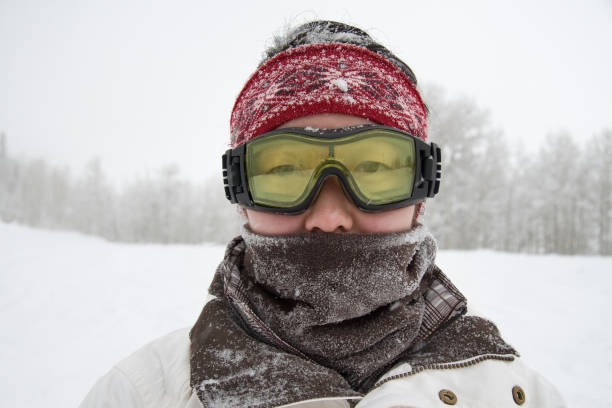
[237,225,452,388]
[190,227,519,408]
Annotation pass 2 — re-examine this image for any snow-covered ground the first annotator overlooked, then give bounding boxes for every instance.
[1,222,610,407]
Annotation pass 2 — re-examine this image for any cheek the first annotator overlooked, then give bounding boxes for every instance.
[245,209,306,235]
[355,206,415,233]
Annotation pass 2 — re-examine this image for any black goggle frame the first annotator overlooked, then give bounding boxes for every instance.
[222,125,441,214]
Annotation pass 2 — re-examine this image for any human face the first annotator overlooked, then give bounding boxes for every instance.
[245,114,417,235]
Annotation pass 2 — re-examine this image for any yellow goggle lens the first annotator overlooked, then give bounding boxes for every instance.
[246,129,416,208]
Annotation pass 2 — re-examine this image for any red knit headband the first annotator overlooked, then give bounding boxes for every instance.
[230,43,428,147]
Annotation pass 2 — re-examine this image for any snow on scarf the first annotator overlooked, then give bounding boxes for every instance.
[190,226,518,408]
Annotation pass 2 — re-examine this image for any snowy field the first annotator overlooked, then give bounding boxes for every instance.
[1,222,610,407]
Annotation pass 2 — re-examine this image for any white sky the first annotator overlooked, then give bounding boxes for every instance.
[1,0,611,185]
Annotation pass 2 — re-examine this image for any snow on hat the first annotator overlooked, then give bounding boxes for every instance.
[229,43,428,147]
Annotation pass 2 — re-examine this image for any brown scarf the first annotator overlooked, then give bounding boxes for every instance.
[190,226,518,407]
[237,224,463,388]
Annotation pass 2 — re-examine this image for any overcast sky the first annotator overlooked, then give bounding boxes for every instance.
[1,0,611,185]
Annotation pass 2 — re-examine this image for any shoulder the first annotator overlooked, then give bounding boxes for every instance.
[357,356,567,408]
[79,328,202,408]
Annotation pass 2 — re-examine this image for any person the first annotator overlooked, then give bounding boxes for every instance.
[80,21,566,408]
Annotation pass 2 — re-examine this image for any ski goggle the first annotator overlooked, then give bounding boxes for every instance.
[222,125,441,214]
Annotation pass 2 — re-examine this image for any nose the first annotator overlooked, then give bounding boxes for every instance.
[304,176,355,233]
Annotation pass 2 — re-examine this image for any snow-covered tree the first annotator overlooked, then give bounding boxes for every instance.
[422,85,511,250]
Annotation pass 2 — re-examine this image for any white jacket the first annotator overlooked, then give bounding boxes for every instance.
[80,328,566,408]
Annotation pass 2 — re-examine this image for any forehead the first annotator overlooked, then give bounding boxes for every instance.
[277,114,373,130]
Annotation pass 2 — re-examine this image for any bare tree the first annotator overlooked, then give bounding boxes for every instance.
[422,85,510,250]
[0,132,6,159]
[593,129,612,254]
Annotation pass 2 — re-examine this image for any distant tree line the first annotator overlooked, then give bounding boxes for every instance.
[0,139,243,245]
[0,89,610,254]
[421,86,612,255]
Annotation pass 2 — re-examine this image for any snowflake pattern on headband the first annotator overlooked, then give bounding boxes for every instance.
[230,44,427,147]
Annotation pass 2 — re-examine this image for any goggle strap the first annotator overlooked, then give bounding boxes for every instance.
[222,144,251,206]
[424,143,441,197]
[434,144,441,195]
[412,140,442,200]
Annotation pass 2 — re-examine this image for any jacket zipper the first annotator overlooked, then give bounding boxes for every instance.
[371,353,516,390]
